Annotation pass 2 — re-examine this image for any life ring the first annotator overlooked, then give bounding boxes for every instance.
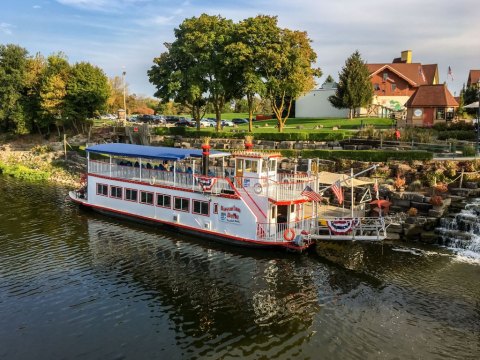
[253,183,262,194]
[283,228,295,241]
[149,176,156,185]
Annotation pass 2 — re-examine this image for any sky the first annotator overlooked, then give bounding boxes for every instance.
[1,0,479,98]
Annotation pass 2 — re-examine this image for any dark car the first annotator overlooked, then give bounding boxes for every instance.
[165,116,180,124]
[232,118,249,125]
[175,118,196,127]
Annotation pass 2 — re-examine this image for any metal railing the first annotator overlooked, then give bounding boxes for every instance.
[88,160,236,195]
[256,218,318,242]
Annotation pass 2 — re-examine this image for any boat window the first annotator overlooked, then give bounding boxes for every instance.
[193,200,209,216]
[269,159,276,172]
[110,186,122,199]
[125,188,138,202]
[156,193,171,208]
[174,197,189,212]
[140,191,154,205]
[236,159,243,171]
[245,160,258,173]
[213,203,218,214]
[97,183,108,196]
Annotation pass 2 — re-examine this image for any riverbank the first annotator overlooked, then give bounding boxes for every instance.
[0,140,85,188]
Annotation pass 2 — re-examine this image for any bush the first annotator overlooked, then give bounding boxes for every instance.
[292,150,433,162]
[429,195,443,206]
[437,130,477,141]
[407,207,418,216]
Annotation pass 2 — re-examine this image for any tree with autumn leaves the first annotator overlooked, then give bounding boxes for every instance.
[0,44,110,135]
[149,14,321,132]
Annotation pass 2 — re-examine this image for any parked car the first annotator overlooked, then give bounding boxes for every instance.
[175,118,196,127]
[200,119,215,127]
[232,118,249,125]
[221,120,235,127]
[165,116,180,124]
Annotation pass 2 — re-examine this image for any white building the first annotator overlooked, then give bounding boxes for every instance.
[295,81,349,118]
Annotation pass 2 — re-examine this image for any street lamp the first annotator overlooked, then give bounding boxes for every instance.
[122,68,127,116]
[477,79,480,155]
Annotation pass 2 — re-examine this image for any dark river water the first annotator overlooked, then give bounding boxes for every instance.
[0,176,479,360]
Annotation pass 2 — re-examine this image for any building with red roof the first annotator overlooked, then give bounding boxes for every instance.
[467,70,480,88]
[365,50,439,117]
[404,84,458,127]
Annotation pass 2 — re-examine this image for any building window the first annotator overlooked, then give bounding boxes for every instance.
[125,188,138,202]
[97,183,108,196]
[374,83,380,91]
[110,186,122,199]
[156,193,171,208]
[174,197,189,212]
[436,108,446,120]
[391,83,396,92]
[383,72,388,81]
[140,191,154,205]
[193,200,209,216]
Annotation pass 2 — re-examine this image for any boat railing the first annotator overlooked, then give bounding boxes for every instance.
[313,216,387,240]
[88,160,236,195]
[232,174,317,202]
[256,218,318,243]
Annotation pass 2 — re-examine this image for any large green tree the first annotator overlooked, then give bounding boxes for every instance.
[262,26,321,132]
[149,47,208,129]
[0,44,30,134]
[225,15,276,132]
[149,14,237,131]
[65,62,109,133]
[329,50,373,119]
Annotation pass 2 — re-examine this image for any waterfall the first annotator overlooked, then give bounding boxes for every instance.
[436,198,480,259]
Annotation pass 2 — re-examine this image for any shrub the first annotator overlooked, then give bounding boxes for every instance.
[295,150,433,162]
[437,130,477,141]
[429,195,443,206]
[434,182,448,193]
[407,207,418,216]
[408,180,422,191]
[394,175,406,190]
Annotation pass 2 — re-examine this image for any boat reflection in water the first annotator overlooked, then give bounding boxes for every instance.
[86,218,325,357]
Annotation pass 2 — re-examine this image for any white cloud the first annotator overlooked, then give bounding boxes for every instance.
[55,0,147,12]
[33,5,42,9]
[0,22,13,35]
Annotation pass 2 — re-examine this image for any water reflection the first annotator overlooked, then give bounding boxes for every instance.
[87,218,323,357]
[1,176,479,359]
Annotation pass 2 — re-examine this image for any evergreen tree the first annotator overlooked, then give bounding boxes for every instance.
[329,51,373,118]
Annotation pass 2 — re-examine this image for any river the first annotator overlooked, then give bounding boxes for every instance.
[0,176,478,359]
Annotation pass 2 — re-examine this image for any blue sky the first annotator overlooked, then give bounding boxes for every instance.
[1,0,479,98]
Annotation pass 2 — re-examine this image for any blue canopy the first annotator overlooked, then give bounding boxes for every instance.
[86,143,229,161]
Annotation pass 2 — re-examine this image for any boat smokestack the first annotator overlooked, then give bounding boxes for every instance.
[244,135,253,151]
[201,137,211,176]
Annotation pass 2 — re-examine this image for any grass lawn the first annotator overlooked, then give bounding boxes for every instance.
[195,115,394,134]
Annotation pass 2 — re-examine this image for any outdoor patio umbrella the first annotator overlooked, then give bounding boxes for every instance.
[464,101,479,108]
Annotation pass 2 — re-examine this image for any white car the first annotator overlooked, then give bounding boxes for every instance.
[221,120,234,127]
[200,119,216,127]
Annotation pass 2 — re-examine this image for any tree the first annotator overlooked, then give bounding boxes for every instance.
[262,27,321,132]
[225,15,277,132]
[0,44,29,134]
[37,53,70,136]
[325,74,335,83]
[329,51,373,119]
[149,48,208,129]
[107,76,127,114]
[65,62,109,133]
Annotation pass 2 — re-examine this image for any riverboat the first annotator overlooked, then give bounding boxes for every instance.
[69,142,387,252]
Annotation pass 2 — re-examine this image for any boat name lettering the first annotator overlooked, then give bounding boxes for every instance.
[220,206,241,213]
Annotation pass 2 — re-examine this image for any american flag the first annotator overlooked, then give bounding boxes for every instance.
[331,180,344,204]
[448,66,454,81]
[301,185,322,202]
[419,66,426,83]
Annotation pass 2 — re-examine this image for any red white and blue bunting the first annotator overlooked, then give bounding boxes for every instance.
[195,175,217,191]
[326,218,360,234]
